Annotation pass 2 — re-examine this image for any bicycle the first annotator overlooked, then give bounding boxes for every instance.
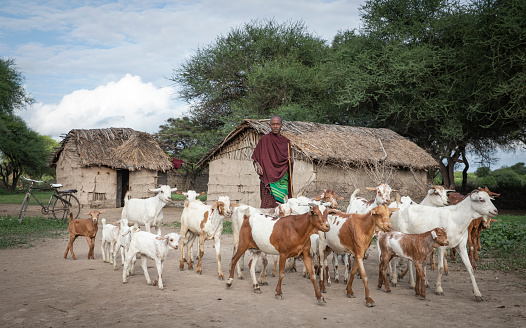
[18,176,81,223]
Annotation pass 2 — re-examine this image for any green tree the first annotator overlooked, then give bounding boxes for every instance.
[0,113,49,190]
[0,58,34,115]
[156,116,223,189]
[330,0,526,189]
[170,19,329,129]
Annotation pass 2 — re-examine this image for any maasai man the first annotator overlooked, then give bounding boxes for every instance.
[251,116,293,208]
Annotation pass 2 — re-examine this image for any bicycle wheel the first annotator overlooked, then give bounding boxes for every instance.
[52,194,81,223]
[18,193,31,223]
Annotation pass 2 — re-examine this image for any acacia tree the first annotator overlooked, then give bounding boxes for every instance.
[0,58,34,115]
[170,18,330,129]
[0,114,49,190]
[330,0,526,189]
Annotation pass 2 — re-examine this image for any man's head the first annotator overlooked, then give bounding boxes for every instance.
[270,115,283,135]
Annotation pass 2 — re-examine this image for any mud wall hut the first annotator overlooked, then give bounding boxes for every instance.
[197,119,439,208]
[50,128,173,208]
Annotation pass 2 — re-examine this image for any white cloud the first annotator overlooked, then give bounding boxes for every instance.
[22,74,186,140]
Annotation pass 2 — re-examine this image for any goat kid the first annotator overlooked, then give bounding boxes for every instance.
[377,228,449,300]
[64,210,103,260]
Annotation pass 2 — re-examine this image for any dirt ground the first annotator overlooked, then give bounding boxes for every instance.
[1,203,525,328]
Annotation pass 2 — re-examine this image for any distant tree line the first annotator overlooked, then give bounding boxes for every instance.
[160,0,526,189]
[0,58,57,190]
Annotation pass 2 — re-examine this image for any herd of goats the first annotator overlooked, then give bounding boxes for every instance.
[62,183,500,307]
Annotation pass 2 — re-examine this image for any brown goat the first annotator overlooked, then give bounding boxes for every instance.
[64,210,103,260]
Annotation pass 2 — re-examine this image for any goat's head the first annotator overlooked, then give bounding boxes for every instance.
[469,191,498,218]
[366,184,395,206]
[427,185,451,206]
[308,204,330,233]
[212,196,231,217]
[157,232,181,250]
[370,205,396,232]
[478,186,500,199]
[313,189,344,209]
[83,210,105,223]
[149,185,177,203]
[431,227,449,247]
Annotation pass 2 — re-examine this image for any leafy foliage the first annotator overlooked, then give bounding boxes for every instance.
[0,58,34,115]
[0,113,50,190]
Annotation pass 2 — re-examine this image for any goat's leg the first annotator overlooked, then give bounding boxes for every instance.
[271,255,278,277]
[101,241,107,262]
[153,258,164,289]
[408,260,416,288]
[429,248,436,270]
[258,254,268,285]
[214,235,223,279]
[275,254,287,299]
[378,255,392,293]
[435,246,446,295]
[122,248,135,283]
[388,258,398,286]
[343,253,351,283]
[226,241,251,287]
[64,235,78,260]
[457,239,483,301]
[141,256,152,285]
[303,250,325,303]
[414,262,426,299]
[332,253,340,284]
[356,255,374,307]
[196,234,205,275]
[250,251,262,293]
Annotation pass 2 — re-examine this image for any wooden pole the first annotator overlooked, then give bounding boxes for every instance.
[288,143,293,198]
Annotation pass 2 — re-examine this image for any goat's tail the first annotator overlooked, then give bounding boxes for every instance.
[123,191,131,206]
[68,212,73,223]
[350,188,360,202]
[101,218,106,227]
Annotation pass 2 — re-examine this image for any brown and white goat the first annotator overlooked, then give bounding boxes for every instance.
[377,228,449,300]
[64,210,103,260]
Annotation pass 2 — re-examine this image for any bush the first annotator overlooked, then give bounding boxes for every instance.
[491,168,524,187]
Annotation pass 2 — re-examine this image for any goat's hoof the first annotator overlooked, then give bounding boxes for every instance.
[153,280,158,286]
[392,283,397,287]
[317,297,326,304]
[475,296,483,302]
[218,275,224,280]
[321,289,326,294]
[366,301,375,307]
[275,294,283,300]
[259,281,268,286]
[254,289,262,294]
[346,294,356,298]
[238,276,244,280]
[335,279,339,284]
[419,296,426,300]
[435,291,444,296]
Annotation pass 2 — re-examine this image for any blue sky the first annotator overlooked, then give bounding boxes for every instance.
[0,0,524,170]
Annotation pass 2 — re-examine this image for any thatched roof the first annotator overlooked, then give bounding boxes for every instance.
[198,119,438,170]
[50,128,173,171]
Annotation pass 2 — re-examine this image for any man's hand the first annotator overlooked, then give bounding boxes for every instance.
[255,162,263,175]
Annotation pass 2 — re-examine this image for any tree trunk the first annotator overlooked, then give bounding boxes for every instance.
[460,145,469,193]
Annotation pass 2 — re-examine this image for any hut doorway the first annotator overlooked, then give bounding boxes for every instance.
[116,169,129,207]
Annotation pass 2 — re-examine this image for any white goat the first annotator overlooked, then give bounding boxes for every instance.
[122,228,181,289]
[100,218,120,268]
[121,185,177,235]
[179,196,232,279]
[389,190,498,301]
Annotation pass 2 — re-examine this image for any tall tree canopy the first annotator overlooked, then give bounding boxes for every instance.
[167,3,526,189]
[0,58,34,115]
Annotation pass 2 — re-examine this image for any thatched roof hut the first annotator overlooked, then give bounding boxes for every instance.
[51,128,173,208]
[199,119,438,207]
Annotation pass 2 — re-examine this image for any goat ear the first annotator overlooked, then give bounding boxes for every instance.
[199,191,206,197]
[283,195,289,203]
[337,195,344,200]
[211,201,218,211]
[313,194,323,201]
[365,187,377,191]
[155,236,166,241]
[390,208,399,212]
[83,212,91,216]
[431,230,437,239]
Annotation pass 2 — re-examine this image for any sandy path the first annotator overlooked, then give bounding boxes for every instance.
[0,204,525,327]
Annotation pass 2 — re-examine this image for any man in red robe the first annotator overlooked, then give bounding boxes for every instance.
[251,116,293,208]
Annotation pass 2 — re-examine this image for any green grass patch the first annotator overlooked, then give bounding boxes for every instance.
[0,215,67,249]
[477,214,526,276]
[0,189,55,205]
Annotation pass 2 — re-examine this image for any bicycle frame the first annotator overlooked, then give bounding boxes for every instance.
[25,182,56,214]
